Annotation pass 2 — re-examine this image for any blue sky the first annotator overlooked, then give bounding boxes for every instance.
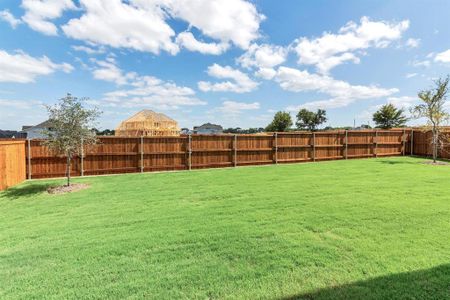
[1,0,450,131]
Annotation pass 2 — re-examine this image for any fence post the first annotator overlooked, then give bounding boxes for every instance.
[402,129,406,156]
[233,134,237,167]
[80,138,84,176]
[374,130,378,158]
[140,136,144,173]
[274,132,278,164]
[312,132,316,162]
[410,129,414,156]
[27,139,31,180]
[344,130,348,159]
[188,134,192,171]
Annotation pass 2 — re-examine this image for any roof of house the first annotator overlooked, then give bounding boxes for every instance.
[20,120,53,132]
[194,123,223,130]
[120,110,177,124]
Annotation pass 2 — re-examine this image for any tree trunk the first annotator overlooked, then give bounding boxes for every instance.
[432,128,438,163]
[66,155,71,186]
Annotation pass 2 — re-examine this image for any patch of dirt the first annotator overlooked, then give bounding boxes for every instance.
[423,161,449,166]
[47,183,90,195]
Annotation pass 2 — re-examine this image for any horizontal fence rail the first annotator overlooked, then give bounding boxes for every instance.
[21,129,412,179]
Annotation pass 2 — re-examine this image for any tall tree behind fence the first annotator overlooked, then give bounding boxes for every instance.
[0,140,26,190]
[23,130,411,179]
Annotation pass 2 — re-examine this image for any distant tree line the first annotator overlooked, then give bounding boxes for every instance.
[223,127,265,134]
[92,128,115,136]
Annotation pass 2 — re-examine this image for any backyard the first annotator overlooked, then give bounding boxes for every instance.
[1,157,449,299]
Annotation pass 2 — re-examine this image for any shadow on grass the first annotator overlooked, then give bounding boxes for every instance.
[281,264,450,300]
[374,158,420,165]
[0,182,55,200]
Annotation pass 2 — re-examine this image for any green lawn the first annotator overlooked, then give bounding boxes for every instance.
[1,157,450,299]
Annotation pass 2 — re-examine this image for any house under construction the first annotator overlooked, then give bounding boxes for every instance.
[115,110,180,137]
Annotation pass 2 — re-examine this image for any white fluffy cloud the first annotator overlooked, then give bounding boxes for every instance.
[198,64,259,93]
[238,43,288,79]
[435,49,450,63]
[91,59,206,109]
[293,17,409,74]
[406,38,420,48]
[0,10,22,28]
[275,66,398,110]
[21,0,76,35]
[71,45,106,55]
[175,32,229,55]
[57,0,263,55]
[162,0,264,49]
[0,99,42,109]
[386,96,417,109]
[216,100,260,114]
[104,77,206,109]
[62,0,179,55]
[0,49,73,83]
[91,58,136,85]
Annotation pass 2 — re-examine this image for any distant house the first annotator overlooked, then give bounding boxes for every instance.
[115,110,180,137]
[193,123,223,135]
[18,120,53,139]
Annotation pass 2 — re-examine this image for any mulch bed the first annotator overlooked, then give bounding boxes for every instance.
[47,183,90,195]
[423,161,449,166]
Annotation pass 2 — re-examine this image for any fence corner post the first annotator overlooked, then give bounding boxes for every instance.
[27,139,32,180]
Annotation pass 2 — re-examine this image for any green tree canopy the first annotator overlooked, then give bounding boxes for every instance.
[265,111,293,132]
[372,104,408,129]
[296,109,327,131]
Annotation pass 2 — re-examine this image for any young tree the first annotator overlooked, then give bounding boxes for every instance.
[412,76,450,163]
[265,111,293,132]
[44,94,101,186]
[372,104,408,129]
[296,108,327,131]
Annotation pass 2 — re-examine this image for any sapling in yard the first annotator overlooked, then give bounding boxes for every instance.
[411,76,450,163]
[43,94,101,186]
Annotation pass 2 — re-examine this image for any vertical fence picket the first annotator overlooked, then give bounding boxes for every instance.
[188,134,192,171]
[274,133,278,164]
[140,136,144,173]
[402,129,406,156]
[234,134,237,167]
[374,130,378,158]
[312,132,316,162]
[81,138,84,176]
[27,139,31,179]
[345,130,348,159]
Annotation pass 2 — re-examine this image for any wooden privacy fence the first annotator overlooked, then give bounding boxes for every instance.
[411,130,450,159]
[0,140,26,190]
[24,129,412,179]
